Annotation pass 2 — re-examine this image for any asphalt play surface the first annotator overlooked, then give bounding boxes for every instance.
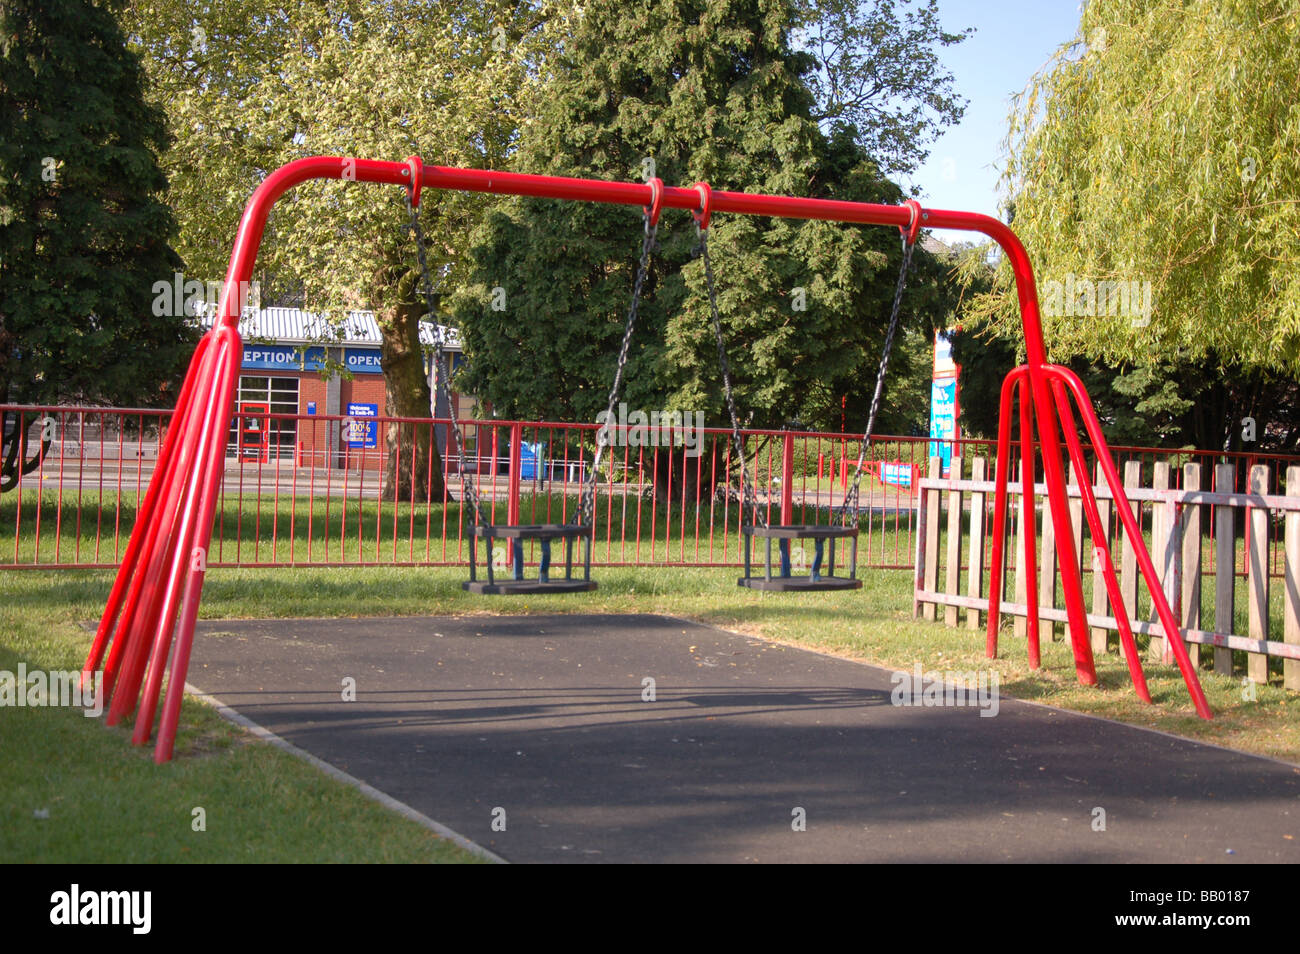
[189,614,1300,863]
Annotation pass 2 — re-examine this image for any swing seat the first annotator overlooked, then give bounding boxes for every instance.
[738,524,861,592]
[463,523,598,595]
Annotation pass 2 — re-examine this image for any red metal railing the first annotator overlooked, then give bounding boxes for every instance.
[6,404,1295,575]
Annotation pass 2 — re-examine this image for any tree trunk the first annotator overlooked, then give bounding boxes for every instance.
[378,298,445,503]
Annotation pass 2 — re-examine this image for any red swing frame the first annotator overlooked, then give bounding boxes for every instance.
[82,155,1212,763]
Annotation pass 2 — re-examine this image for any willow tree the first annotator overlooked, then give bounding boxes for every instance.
[961,0,1300,378]
[120,0,573,499]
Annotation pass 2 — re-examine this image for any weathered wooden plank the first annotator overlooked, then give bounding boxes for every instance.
[1039,463,1059,643]
[1214,462,1236,676]
[1286,465,1300,692]
[1119,460,1142,650]
[1180,464,1202,667]
[966,457,987,632]
[1150,462,1172,662]
[1247,464,1270,684]
[922,456,941,622]
[944,456,963,628]
[1090,460,1113,656]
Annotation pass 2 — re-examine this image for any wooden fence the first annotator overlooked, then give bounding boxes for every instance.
[913,456,1300,691]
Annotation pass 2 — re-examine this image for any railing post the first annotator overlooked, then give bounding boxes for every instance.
[781,430,794,526]
[508,422,522,527]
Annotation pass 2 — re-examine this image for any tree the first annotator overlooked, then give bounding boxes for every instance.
[448,0,957,494]
[118,0,572,500]
[794,0,973,176]
[0,0,191,492]
[964,0,1300,375]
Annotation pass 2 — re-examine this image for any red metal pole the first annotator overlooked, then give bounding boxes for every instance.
[1050,377,1151,704]
[986,366,1026,658]
[1018,373,1041,670]
[508,421,522,526]
[1046,366,1211,719]
[133,329,240,745]
[83,334,211,681]
[781,431,794,525]
[155,331,244,760]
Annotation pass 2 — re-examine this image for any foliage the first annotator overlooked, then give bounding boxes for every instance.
[962,0,1300,374]
[794,0,973,176]
[0,0,191,409]
[448,0,958,442]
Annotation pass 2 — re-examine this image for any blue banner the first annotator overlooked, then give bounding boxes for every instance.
[344,349,384,374]
[929,378,957,474]
[241,345,325,371]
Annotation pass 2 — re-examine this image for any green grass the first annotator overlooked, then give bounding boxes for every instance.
[0,572,486,863]
[4,515,1300,863]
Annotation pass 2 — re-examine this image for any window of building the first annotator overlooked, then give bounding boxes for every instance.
[226,375,299,460]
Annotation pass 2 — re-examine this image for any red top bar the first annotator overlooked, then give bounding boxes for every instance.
[216,156,1050,369]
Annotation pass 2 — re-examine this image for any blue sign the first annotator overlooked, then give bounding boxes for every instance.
[345,402,378,449]
[881,462,912,488]
[929,378,957,474]
[307,402,316,415]
[344,349,384,374]
[242,345,326,371]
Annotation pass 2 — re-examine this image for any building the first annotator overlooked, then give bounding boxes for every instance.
[197,307,479,467]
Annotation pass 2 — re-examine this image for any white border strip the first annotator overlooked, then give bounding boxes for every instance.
[185,681,507,864]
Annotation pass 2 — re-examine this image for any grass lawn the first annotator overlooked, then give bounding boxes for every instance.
[2,561,1298,864]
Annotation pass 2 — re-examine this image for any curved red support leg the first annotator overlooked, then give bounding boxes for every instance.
[1048,366,1211,719]
[1050,376,1152,704]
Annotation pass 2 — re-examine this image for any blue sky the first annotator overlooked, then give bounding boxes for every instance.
[903,1,1085,243]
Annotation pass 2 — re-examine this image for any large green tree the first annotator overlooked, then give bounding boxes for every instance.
[448,0,957,477]
[795,0,973,176]
[0,0,190,491]
[965,0,1300,374]
[119,0,571,499]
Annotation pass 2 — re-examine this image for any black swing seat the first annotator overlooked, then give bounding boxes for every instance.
[738,523,861,592]
[463,523,598,595]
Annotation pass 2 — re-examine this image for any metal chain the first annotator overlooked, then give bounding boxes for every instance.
[580,212,657,528]
[838,236,917,526]
[407,193,492,530]
[697,223,765,529]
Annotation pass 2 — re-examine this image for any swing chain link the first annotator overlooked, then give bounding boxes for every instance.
[839,234,917,527]
[580,212,657,529]
[406,192,491,531]
[697,222,765,529]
